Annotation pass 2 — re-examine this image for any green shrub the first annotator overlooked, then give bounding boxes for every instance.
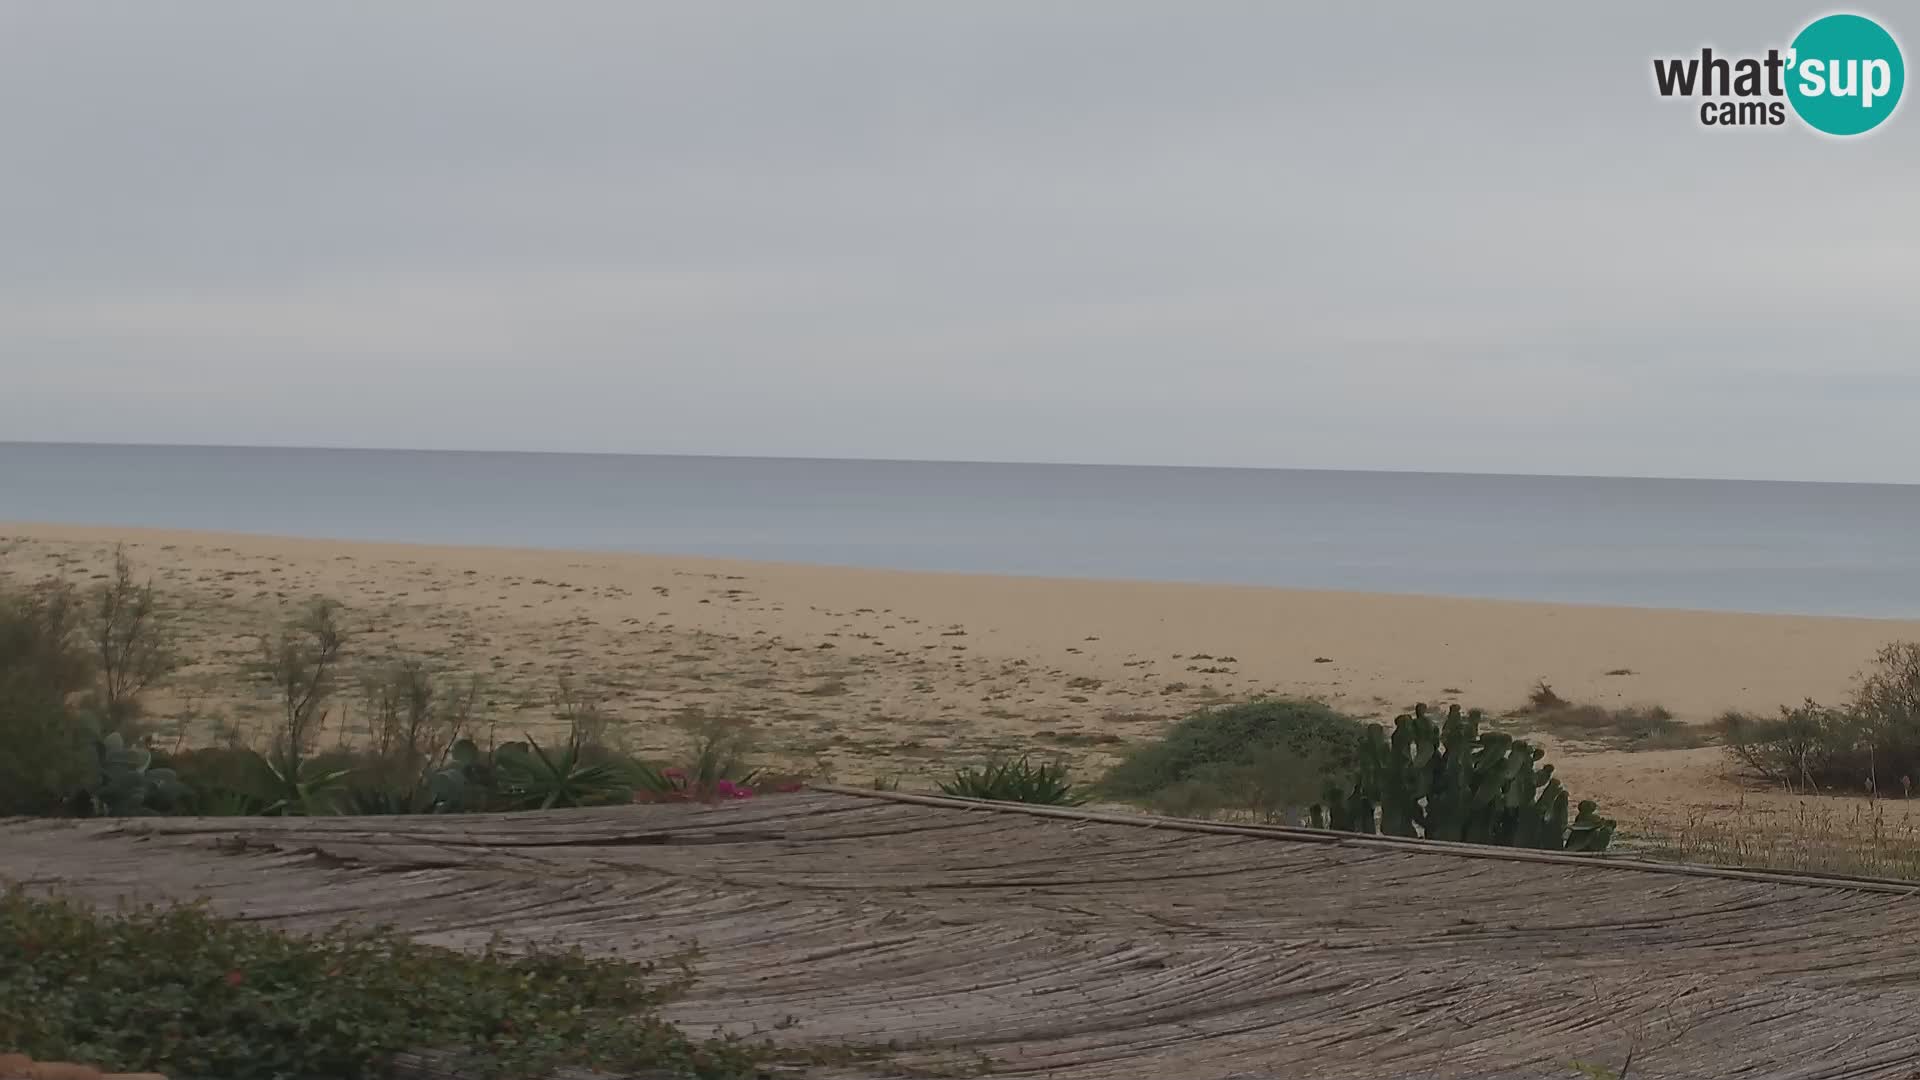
[0,886,758,1079]
[85,547,179,738]
[1313,703,1615,852]
[335,676,647,815]
[1850,641,1920,790]
[0,556,187,817]
[0,700,91,817]
[1720,642,1920,794]
[255,599,347,764]
[355,659,480,792]
[940,755,1082,805]
[161,746,281,815]
[1136,743,1332,822]
[1718,700,1865,792]
[1098,699,1367,816]
[0,581,96,816]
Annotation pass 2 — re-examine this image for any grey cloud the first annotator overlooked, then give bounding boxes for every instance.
[1,2,1916,480]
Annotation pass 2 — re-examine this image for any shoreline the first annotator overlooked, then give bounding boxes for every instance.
[4,519,1915,624]
[15,437,1920,489]
[6,521,1920,823]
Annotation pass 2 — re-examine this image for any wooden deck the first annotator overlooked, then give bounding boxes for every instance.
[6,789,1920,1079]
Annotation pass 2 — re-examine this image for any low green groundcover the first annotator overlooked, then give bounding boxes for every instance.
[0,887,759,1080]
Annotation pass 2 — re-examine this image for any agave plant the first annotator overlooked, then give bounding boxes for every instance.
[259,749,354,817]
[492,732,631,810]
[939,755,1083,806]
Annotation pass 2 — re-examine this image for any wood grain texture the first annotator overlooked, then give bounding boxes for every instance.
[7,791,1920,1079]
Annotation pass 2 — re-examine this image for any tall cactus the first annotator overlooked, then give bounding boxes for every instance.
[1311,703,1616,853]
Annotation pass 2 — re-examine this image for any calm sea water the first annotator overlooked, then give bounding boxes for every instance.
[3,442,1917,618]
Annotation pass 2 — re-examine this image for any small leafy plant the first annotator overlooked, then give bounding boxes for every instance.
[940,755,1083,805]
[260,750,356,817]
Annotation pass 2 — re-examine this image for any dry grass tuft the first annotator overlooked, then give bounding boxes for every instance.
[1627,799,1920,881]
[1512,681,1707,750]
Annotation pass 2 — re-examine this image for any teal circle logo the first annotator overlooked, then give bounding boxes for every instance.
[1786,13,1905,135]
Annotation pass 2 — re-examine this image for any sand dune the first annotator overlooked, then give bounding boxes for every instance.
[5,521,1917,824]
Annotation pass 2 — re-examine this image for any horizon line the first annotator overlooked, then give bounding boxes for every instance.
[3,438,1913,490]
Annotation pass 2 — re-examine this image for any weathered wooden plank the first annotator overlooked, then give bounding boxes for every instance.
[9,792,1920,1078]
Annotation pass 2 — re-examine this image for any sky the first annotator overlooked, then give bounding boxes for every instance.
[2,3,1916,483]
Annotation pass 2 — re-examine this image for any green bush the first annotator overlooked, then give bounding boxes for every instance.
[0,554,184,816]
[333,679,652,815]
[0,581,97,816]
[1135,744,1332,822]
[2,557,196,816]
[86,547,180,738]
[1098,699,1367,818]
[0,886,758,1079]
[1719,700,1866,792]
[1720,643,1920,794]
[1850,641,1920,790]
[940,755,1082,805]
[354,659,481,793]
[157,746,279,815]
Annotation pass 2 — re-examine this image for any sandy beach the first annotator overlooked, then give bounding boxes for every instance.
[6,521,1919,826]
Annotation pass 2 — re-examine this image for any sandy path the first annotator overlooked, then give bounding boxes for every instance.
[5,521,1917,824]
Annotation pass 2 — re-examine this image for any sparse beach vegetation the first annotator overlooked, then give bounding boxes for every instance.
[1716,642,1920,796]
[0,552,800,819]
[7,533,1920,882]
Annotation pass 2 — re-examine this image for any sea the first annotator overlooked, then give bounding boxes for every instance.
[3,441,1917,619]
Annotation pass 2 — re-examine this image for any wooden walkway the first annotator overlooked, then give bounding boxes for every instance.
[6,789,1920,1079]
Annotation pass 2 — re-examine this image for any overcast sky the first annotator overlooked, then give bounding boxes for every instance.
[2,3,1915,482]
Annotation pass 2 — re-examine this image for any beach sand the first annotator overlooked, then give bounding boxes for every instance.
[5,522,1918,826]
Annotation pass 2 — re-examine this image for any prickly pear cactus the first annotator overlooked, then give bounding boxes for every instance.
[1311,702,1616,853]
[1565,800,1617,852]
[89,733,190,816]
